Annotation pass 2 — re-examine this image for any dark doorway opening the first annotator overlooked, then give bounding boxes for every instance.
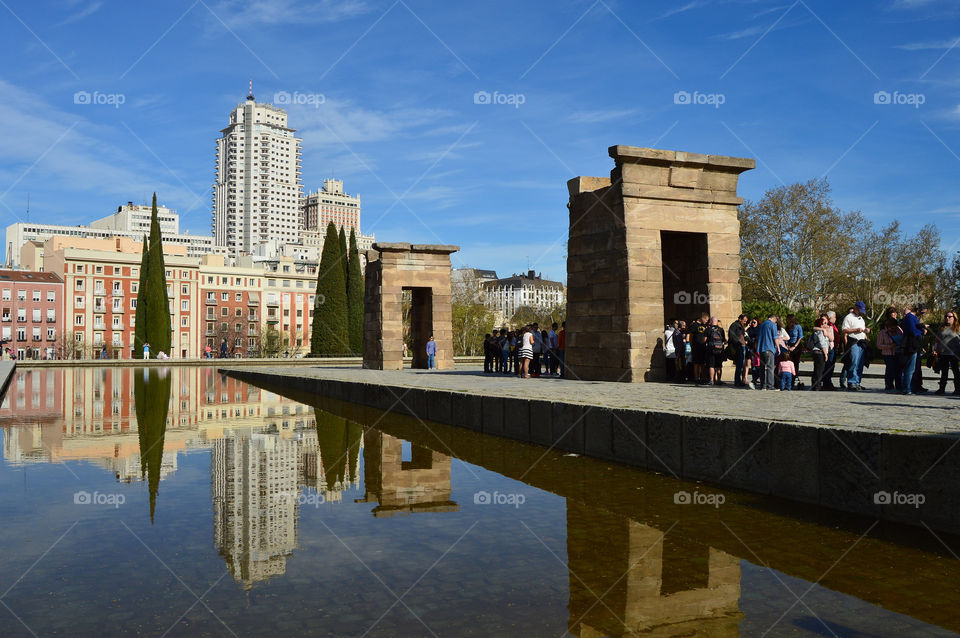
[405,287,433,369]
[660,231,710,324]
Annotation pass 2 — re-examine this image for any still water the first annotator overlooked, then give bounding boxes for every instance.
[0,366,958,637]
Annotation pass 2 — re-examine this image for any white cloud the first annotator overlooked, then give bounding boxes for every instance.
[568,108,639,124]
[896,37,960,51]
[212,0,368,28]
[55,1,103,27]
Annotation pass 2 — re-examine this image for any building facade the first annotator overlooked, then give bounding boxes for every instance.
[5,202,214,268]
[0,270,63,360]
[482,270,566,320]
[213,92,303,257]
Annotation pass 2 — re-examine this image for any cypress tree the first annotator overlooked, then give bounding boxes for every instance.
[346,228,364,354]
[133,236,149,358]
[144,194,172,355]
[311,222,349,355]
[135,367,171,523]
[338,226,348,286]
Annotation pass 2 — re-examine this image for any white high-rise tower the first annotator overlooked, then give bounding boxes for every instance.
[213,83,303,256]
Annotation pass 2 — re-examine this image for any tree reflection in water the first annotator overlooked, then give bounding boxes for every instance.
[134,366,172,523]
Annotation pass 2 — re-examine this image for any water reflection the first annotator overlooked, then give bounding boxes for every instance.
[0,367,958,637]
[134,367,171,523]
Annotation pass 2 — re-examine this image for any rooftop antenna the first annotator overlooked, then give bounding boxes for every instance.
[246,78,254,101]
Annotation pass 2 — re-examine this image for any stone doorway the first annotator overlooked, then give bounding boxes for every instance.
[660,231,710,325]
[362,242,458,371]
[405,286,433,369]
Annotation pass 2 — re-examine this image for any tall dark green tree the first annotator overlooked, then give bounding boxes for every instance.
[142,194,172,355]
[347,229,364,354]
[311,222,349,355]
[133,236,149,358]
[338,226,348,284]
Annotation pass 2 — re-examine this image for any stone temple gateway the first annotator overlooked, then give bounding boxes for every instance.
[362,242,458,371]
[565,146,755,382]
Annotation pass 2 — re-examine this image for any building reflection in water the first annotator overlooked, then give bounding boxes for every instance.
[0,367,744,633]
[358,429,458,517]
[566,501,742,637]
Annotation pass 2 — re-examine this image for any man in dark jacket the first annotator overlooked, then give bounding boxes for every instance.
[728,314,748,387]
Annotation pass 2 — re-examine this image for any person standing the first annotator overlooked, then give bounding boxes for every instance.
[548,323,559,376]
[808,316,831,390]
[877,317,903,393]
[777,353,796,391]
[483,332,494,373]
[518,326,534,378]
[841,302,870,391]
[756,315,779,390]
[425,336,437,370]
[664,319,679,381]
[934,311,960,395]
[900,304,925,395]
[501,331,512,374]
[822,311,841,390]
[531,323,542,377]
[688,312,710,384]
[557,321,566,378]
[143,342,151,360]
[220,338,228,359]
[705,316,726,385]
[728,314,748,387]
[785,314,804,379]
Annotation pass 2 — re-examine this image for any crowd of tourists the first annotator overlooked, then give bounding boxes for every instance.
[481,322,566,379]
[663,302,960,395]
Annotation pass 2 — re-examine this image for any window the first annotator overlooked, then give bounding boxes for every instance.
[75,333,83,343]
[165,270,171,278]
[221,292,228,301]
[95,266,103,274]
[1,290,8,301]
[75,296,84,308]
[181,317,189,327]
[221,307,228,317]
[131,282,138,293]
[207,322,214,332]
[235,308,242,317]
[220,322,228,331]
[131,268,138,276]
[32,290,40,302]
[16,328,25,341]
[75,315,83,326]
[46,309,55,322]
[283,309,289,317]
[46,290,55,302]
[206,292,215,301]
[130,299,137,309]
[76,264,84,273]
[113,281,121,292]
[75,280,84,290]
[31,309,40,322]
[46,328,55,340]
[114,266,121,275]
[268,279,276,287]
[181,271,189,279]
[235,323,241,332]
[181,285,188,295]
[181,300,189,311]
[235,293,242,302]
[112,316,121,328]
[17,309,25,322]
[17,290,25,301]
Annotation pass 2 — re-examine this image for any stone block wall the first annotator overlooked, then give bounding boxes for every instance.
[566,146,754,382]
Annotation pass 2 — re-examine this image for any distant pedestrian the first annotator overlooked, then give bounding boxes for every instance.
[728,314,748,387]
[142,342,150,359]
[808,316,831,390]
[756,315,779,391]
[841,302,870,391]
[664,319,679,380]
[877,317,903,393]
[900,303,925,395]
[426,335,437,369]
[518,326,534,378]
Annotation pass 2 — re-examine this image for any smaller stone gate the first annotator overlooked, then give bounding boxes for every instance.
[362,242,458,371]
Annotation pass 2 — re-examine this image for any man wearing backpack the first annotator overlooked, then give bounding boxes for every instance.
[728,314,748,387]
[705,316,726,385]
[687,312,710,384]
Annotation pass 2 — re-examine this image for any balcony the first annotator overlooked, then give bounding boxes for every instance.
[266,317,279,324]
[111,289,124,296]
[94,288,106,296]
[93,306,106,314]
[46,334,56,341]
[205,298,217,305]
[46,317,56,323]
[205,330,216,337]
[1,317,9,322]
[113,306,125,314]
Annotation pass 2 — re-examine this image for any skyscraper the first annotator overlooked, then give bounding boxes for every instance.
[213,85,303,256]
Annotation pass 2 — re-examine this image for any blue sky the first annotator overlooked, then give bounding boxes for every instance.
[1,0,959,281]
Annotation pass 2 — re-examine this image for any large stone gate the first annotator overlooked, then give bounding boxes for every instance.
[566,146,754,382]
[362,242,458,371]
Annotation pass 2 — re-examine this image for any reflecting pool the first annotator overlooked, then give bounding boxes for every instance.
[0,366,958,637]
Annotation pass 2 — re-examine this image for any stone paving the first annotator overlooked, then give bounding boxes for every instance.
[222,363,960,435]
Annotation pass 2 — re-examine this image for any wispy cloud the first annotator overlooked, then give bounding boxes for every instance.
[889,0,940,9]
[896,37,960,51]
[657,0,709,20]
[212,0,368,28]
[55,1,103,27]
[567,108,640,124]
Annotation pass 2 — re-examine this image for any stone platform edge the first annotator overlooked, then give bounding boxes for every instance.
[221,367,960,534]
[18,356,483,368]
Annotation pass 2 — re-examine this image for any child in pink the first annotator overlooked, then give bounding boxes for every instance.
[777,353,796,390]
